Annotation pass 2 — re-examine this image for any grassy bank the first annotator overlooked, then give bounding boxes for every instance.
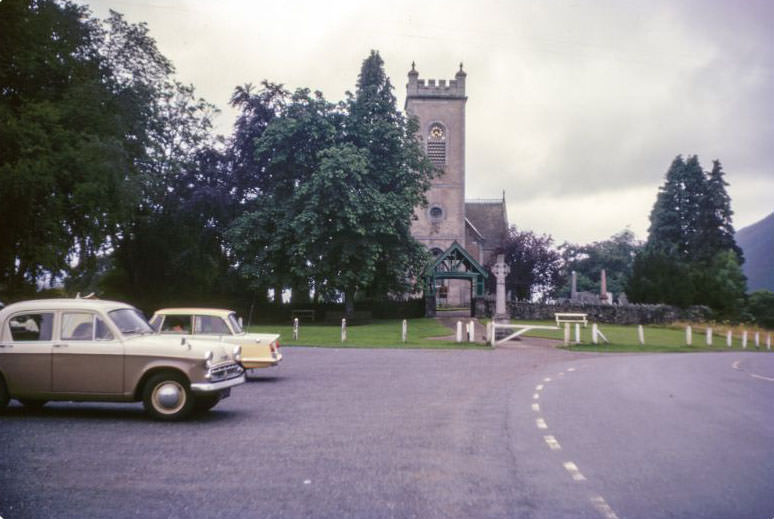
[247,318,485,349]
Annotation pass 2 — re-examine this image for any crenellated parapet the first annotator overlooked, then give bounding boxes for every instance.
[407,62,466,99]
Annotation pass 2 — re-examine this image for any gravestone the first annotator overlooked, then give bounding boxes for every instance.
[492,254,510,323]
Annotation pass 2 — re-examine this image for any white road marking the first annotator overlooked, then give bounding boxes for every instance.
[750,373,774,382]
[544,435,561,450]
[558,372,565,376]
[567,367,576,372]
[533,393,540,400]
[543,377,552,382]
[732,360,741,370]
[536,418,548,429]
[304,479,311,485]
[536,384,544,391]
[532,403,540,412]
[590,496,619,519]
[563,462,586,481]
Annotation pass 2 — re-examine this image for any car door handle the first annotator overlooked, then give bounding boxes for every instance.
[0,343,12,349]
[54,344,69,348]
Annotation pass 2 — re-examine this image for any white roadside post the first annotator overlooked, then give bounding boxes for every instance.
[742,330,748,349]
[591,323,598,345]
[456,321,463,343]
[489,322,496,347]
[402,319,407,343]
[686,326,692,346]
[575,323,581,344]
[638,325,645,345]
[755,332,760,349]
[468,320,475,342]
[293,317,299,340]
[563,323,570,347]
[341,318,347,343]
[706,327,713,346]
[726,330,733,348]
[767,334,772,351]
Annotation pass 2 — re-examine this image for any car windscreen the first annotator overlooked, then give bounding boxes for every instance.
[228,313,244,334]
[108,308,154,336]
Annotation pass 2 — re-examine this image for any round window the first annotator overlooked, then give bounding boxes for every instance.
[429,206,443,220]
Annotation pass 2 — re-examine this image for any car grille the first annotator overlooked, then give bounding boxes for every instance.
[208,362,243,382]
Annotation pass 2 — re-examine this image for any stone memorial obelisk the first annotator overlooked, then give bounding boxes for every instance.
[492,254,510,323]
[600,269,608,304]
[571,270,578,300]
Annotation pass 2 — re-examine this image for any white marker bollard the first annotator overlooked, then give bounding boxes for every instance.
[488,322,496,347]
[755,332,760,349]
[564,323,570,347]
[706,327,713,346]
[456,321,463,343]
[638,325,645,345]
[591,323,598,345]
[686,326,692,346]
[767,334,772,351]
[726,330,733,348]
[402,319,407,343]
[468,320,475,342]
[742,330,748,349]
[341,318,347,343]
[575,323,581,344]
[293,317,299,340]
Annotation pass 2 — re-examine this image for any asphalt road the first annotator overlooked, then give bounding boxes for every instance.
[1,344,772,519]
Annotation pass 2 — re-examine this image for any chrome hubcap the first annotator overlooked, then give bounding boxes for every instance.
[153,381,185,414]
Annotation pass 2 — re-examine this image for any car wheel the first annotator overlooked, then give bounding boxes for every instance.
[142,372,194,421]
[193,395,220,414]
[0,377,9,410]
[19,399,47,408]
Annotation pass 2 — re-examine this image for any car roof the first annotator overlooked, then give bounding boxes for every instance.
[0,298,134,317]
[153,308,235,318]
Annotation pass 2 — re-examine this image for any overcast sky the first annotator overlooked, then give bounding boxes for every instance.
[80,0,773,245]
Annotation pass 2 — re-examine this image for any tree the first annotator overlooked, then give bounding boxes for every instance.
[558,229,641,298]
[499,227,562,301]
[746,290,774,329]
[226,51,434,315]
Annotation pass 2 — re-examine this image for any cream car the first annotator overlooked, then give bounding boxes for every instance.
[150,308,282,371]
[0,299,245,420]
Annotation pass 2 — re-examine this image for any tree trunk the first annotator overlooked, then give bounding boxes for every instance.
[344,288,355,318]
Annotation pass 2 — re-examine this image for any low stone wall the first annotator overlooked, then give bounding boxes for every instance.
[501,301,711,325]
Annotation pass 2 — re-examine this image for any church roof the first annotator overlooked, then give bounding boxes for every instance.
[465,198,508,247]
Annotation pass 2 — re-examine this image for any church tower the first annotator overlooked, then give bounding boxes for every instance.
[406,63,468,255]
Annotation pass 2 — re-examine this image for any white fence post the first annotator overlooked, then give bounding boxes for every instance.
[638,324,645,345]
[591,323,598,345]
[401,319,407,343]
[489,322,495,347]
[686,326,692,346]
[456,321,463,343]
[293,317,299,340]
[563,323,570,347]
[468,320,475,342]
[726,330,732,348]
[574,323,581,343]
[767,334,772,351]
[706,327,713,346]
[341,318,347,343]
[742,330,748,349]
[754,332,760,349]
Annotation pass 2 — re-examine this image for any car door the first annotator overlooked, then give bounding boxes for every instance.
[52,312,124,394]
[0,311,55,395]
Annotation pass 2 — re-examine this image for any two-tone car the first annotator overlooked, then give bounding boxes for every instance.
[0,298,245,420]
[150,308,282,372]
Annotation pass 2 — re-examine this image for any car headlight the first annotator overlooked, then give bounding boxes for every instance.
[204,350,214,368]
[233,345,242,363]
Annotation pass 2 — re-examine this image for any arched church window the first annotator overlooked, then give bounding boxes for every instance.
[427,123,446,166]
[430,247,444,257]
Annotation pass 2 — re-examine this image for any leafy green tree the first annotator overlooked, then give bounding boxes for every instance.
[627,246,696,307]
[558,229,641,298]
[746,290,774,329]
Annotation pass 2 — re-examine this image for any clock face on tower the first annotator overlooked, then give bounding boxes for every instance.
[429,124,445,140]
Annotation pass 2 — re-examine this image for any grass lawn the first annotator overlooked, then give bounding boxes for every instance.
[247,318,488,349]
[511,320,774,353]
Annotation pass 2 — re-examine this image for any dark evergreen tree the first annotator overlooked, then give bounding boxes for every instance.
[499,227,562,301]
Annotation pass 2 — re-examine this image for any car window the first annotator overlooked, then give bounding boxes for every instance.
[160,315,191,334]
[95,317,114,341]
[194,315,230,335]
[62,313,94,341]
[108,308,154,336]
[8,313,54,341]
[149,315,161,332]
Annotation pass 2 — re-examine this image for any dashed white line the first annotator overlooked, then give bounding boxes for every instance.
[533,393,540,400]
[531,403,540,412]
[563,461,587,481]
[536,384,544,391]
[567,367,576,372]
[543,377,552,382]
[590,496,619,519]
[750,373,774,382]
[536,418,548,429]
[544,435,561,450]
[558,372,565,376]
[732,360,741,370]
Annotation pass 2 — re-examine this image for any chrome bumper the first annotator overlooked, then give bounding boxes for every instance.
[191,374,246,393]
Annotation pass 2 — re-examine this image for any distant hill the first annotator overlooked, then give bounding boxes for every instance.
[737,212,774,292]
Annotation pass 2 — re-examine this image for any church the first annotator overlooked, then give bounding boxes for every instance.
[405,63,509,312]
